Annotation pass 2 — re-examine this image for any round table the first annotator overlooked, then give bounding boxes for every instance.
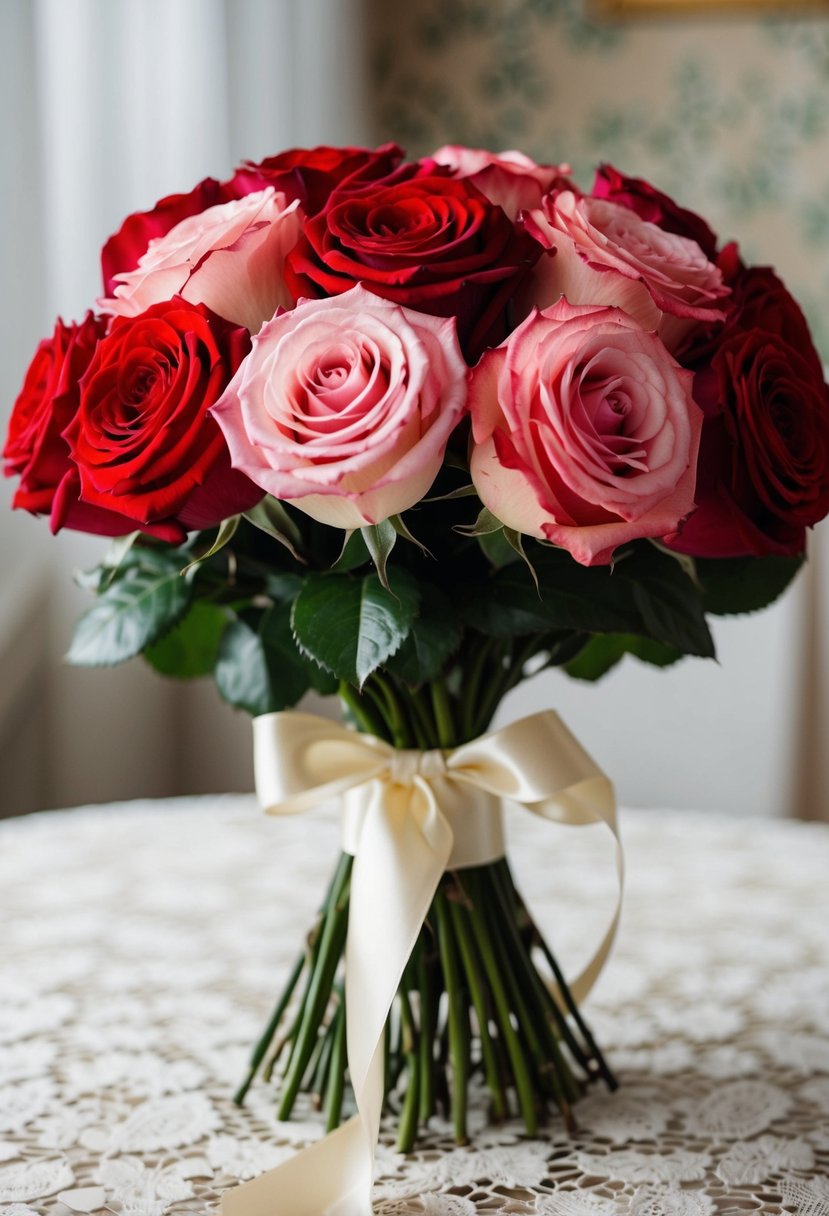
[1,797,828,1216]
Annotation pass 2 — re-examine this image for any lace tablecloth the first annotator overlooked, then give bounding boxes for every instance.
[1,796,828,1216]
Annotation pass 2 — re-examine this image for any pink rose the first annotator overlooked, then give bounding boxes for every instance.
[469,300,702,566]
[431,145,571,219]
[522,191,730,349]
[211,285,468,528]
[100,188,303,335]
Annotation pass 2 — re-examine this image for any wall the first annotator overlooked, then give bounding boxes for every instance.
[367,0,829,816]
[368,0,829,355]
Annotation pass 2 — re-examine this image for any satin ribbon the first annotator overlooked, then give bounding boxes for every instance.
[222,709,622,1216]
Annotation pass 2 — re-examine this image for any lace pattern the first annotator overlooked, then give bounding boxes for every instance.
[1,796,828,1214]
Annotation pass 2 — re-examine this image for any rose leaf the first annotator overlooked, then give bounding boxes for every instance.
[66,564,193,667]
[144,601,229,679]
[291,570,420,687]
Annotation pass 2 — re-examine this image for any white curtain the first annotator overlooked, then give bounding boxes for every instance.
[0,0,368,812]
[0,0,825,818]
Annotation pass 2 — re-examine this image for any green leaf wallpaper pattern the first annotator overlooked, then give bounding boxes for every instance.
[367,0,829,354]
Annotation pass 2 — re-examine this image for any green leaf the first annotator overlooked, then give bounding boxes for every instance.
[565,633,683,682]
[627,553,714,657]
[361,520,397,590]
[243,497,305,562]
[696,554,803,615]
[259,602,315,708]
[144,600,229,678]
[180,515,240,574]
[214,605,313,716]
[292,569,421,687]
[462,543,714,658]
[214,619,273,715]
[385,584,463,686]
[67,564,193,666]
[264,571,304,602]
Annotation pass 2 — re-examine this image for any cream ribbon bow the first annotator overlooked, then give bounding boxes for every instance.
[222,709,622,1216]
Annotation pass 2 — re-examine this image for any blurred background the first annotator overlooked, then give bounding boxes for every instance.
[1,0,828,820]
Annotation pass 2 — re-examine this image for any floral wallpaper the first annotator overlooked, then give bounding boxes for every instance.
[367,0,829,353]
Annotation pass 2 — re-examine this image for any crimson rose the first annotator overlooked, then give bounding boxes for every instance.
[284,174,542,360]
[2,312,124,534]
[671,267,829,558]
[57,299,261,541]
[238,142,406,215]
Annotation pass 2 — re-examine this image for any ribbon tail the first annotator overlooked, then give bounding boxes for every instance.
[222,777,453,1216]
[221,1119,369,1216]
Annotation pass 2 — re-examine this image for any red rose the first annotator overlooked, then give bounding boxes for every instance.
[2,312,152,538]
[285,174,542,360]
[238,142,407,215]
[100,174,258,296]
[592,164,719,261]
[57,299,261,541]
[671,267,829,558]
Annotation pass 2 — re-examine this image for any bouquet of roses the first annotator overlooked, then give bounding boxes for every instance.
[5,142,829,1208]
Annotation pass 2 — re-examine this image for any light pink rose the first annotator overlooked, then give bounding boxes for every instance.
[431,145,571,219]
[211,285,468,528]
[99,187,303,334]
[522,190,730,349]
[469,300,702,566]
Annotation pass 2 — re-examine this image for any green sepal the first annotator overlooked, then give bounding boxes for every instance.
[180,515,240,575]
[361,520,397,590]
[244,497,305,562]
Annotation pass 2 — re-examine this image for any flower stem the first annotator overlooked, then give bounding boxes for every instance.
[396,976,420,1152]
[233,949,305,1106]
[338,681,387,739]
[324,993,347,1132]
[416,937,438,1122]
[434,888,469,1144]
[461,869,538,1136]
[429,679,456,749]
[277,855,351,1120]
[448,889,508,1121]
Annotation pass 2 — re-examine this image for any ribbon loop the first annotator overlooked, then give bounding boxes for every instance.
[225,709,622,1216]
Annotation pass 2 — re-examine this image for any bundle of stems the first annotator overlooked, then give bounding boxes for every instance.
[234,675,617,1149]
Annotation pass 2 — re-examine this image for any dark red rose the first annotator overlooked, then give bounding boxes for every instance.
[592,164,719,261]
[2,313,132,534]
[57,299,261,541]
[285,174,543,360]
[239,142,407,215]
[670,266,829,558]
[100,175,259,296]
